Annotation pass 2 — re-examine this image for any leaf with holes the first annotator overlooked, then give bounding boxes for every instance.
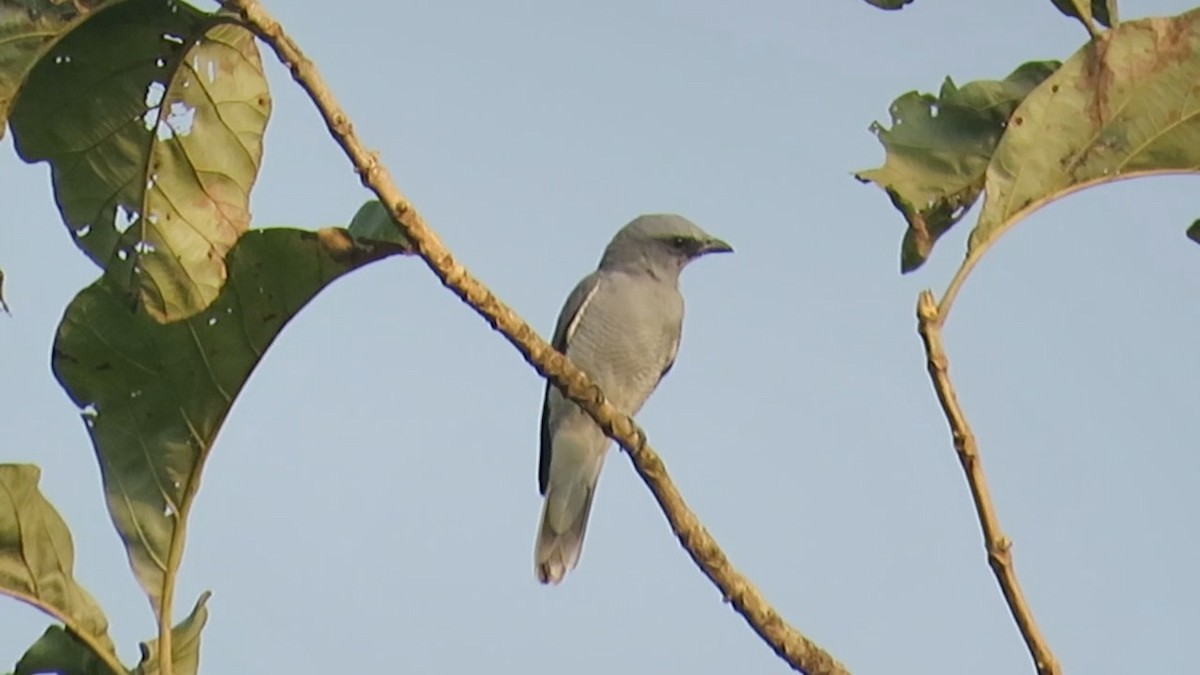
[0,0,123,140]
[972,9,1200,262]
[10,0,271,322]
[51,227,404,620]
[856,61,1059,271]
[0,464,124,674]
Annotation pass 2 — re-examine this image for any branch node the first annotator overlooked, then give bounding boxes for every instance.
[632,425,648,453]
[916,289,939,324]
[391,199,410,218]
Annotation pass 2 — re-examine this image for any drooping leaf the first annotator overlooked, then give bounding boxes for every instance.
[131,592,210,675]
[862,0,915,9]
[0,464,123,673]
[10,0,271,322]
[856,61,1059,271]
[0,0,122,139]
[972,10,1200,261]
[14,625,124,675]
[346,200,414,251]
[51,228,405,617]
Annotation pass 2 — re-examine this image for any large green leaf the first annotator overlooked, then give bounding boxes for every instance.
[14,625,123,675]
[51,227,406,620]
[0,464,123,674]
[132,592,209,675]
[972,9,1200,261]
[0,0,124,138]
[856,61,1059,271]
[10,0,271,322]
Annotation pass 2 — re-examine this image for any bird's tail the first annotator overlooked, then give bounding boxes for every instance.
[535,447,606,584]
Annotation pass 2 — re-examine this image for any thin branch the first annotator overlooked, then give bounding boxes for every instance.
[216,1,849,673]
[915,291,1060,675]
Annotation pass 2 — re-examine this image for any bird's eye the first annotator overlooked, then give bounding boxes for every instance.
[669,236,690,249]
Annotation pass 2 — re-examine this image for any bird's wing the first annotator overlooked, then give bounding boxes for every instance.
[659,331,680,380]
[539,272,603,495]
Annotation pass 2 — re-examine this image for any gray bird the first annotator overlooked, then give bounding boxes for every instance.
[535,213,732,584]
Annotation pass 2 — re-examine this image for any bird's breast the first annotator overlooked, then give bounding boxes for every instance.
[565,275,683,415]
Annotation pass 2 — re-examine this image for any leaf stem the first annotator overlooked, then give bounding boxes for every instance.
[934,249,980,324]
[916,291,1060,675]
[217,1,849,672]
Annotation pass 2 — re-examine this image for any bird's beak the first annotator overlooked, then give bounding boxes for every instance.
[700,237,734,255]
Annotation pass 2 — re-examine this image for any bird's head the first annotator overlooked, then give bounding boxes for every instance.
[599,213,733,278]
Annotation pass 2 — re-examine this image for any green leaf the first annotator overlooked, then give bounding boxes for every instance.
[0,464,124,674]
[856,61,1060,271]
[132,592,210,675]
[1092,0,1118,27]
[1049,0,1117,28]
[14,625,123,675]
[0,0,123,139]
[972,10,1200,262]
[1188,219,1200,245]
[862,0,915,9]
[51,227,404,619]
[346,200,414,251]
[1049,0,1094,28]
[10,0,271,322]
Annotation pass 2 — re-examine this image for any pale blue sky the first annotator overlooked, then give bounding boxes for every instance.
[3,1,1198,673]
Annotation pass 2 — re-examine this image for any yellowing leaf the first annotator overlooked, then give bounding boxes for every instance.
[11,0,271,322]
[972,9,1200,260]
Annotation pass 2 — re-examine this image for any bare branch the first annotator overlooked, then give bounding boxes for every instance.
[216,1,849,672]
[916,291,1060,675]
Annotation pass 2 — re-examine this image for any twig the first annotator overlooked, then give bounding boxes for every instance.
[916,291,1060,675]
[216,1,849,673]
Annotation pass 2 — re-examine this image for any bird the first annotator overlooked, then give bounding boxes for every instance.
[534,213,732,584]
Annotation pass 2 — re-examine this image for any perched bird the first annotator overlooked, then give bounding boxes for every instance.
[535,213,732,584]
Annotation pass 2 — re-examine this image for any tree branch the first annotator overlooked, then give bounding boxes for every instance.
[916,291,1060,675]
[217,1,849,673]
